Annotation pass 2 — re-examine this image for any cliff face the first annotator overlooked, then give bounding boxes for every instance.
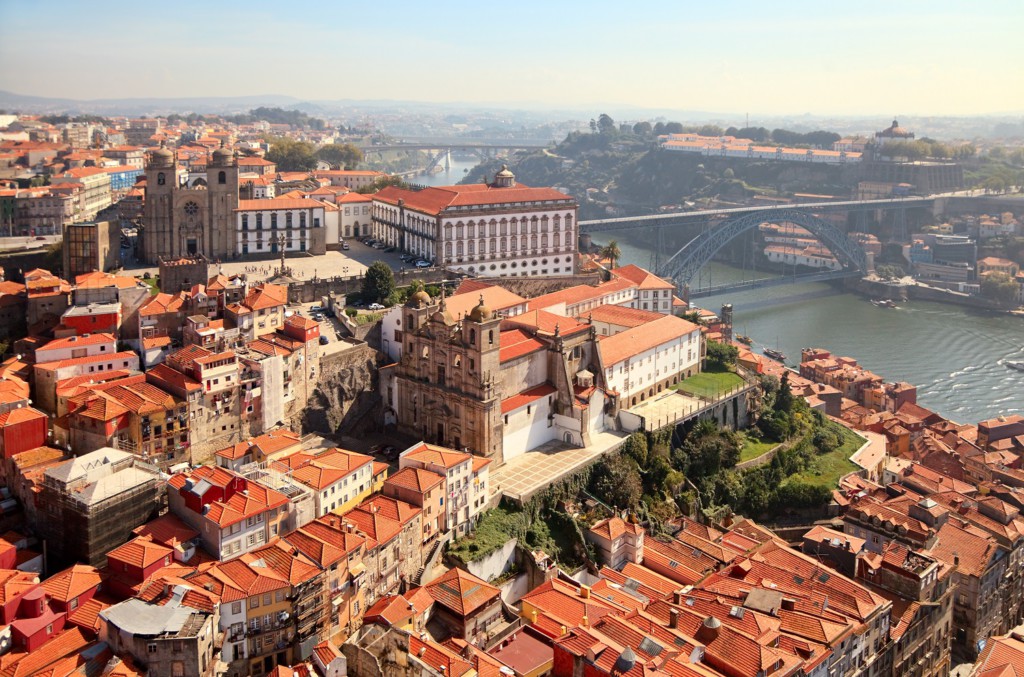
[302,342,380,437]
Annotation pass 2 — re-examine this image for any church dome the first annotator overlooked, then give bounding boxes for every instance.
[468,295,492,322]
[149,141,174,168]
[407,290,431,308]
[493,164,516,188]
[211,140,236,166]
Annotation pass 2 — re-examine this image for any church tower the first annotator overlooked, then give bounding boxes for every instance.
[142,142,177,264]
[206,141,239,260]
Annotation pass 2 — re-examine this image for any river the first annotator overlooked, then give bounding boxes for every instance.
[594,232,1024,426]
[410,157,479,187]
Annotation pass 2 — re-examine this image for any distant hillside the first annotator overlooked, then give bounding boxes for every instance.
[463,130,858,220]
[0,90,303,116]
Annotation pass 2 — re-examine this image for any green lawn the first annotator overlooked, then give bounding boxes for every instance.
[782,426,864,489]
[673,369,745,399]
[738,432,778,463]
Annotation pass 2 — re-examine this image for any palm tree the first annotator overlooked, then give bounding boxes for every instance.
[601,240,621,269]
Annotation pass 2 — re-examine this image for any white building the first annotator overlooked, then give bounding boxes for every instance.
[399,442,491,536]
[597,314,702,408]
[34,332,118,364]
[371,167,578,276]
[235,198,328,256]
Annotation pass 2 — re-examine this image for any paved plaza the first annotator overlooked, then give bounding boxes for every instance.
[491,429,628,502]
[622,390,703,431]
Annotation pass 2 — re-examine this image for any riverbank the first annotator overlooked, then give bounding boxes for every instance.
[846,276,1022,316]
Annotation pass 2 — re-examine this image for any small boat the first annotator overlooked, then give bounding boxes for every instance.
[871,299,898,308]
[737,335,753,346]
[763,347,787,362]
[1006,360,1024,372]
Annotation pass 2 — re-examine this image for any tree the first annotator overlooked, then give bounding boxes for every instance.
[705,340,738,369]
[875,264,905,280]
[361,261,396,304]
[980,272,1020,306]
[266,137,318,171]
[597,114,616,135]
[589,453,642,509]
[316,143,363,169]
[600,240,621,268]
[664,122,685,134]
[356,175,410,194]
[621,432,649,467]
[775,372,794,413]
[632,121,653,136]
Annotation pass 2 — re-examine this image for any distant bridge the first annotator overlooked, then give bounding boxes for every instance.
[358,141,550,153]
[686,269,861,299]
[578,196,935,234]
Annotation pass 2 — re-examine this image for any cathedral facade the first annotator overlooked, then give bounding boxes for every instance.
[140,142,240,263]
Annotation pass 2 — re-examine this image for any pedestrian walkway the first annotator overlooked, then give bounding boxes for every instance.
[491,429,628,503]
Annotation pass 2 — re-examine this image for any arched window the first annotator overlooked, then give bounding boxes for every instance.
[157,172,166,185]
[218,171,226,184]
[565,214,573,231]
[445,242,452,257]
[541,216,549,232]
[520,235,527,250]
[469,329,476,343]
[490,238,496,255]
[489,219,498,236]
[457,241,464,256]
[500,219,508,236]
[242,215,248,230]
[488,330,494,345]
[541,234,548,248]
[554,233,560,247]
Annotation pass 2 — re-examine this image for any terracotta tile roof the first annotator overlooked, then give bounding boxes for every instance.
[975,632,1024,677]
[34,350,138,372]
[0,569,39,605]
[597,314,699,367]
[582,304,664,328]
[242,283,288,311]
[499,328,546,363]
[503,309,590,337]
[402,442,471,470]
[590,516,643,542]
[375,183,574,217]
[139,292,187,316]
[132,513,199,548]
[282,529,346,569]
[215,428,301,460]
[0,627,91,677]
[344,505,403,547]
[249,541,321,585]
[39,564,101,603]
[66,595,111,633]
[37,332,116,353]
[106,537,173,570]
[146,362,202,392]
[237,198,327,210]
[364,594,415,627]
[440,286,526,323]
[0,407,47,427]
[502,383,557,414]
[313,640,343,668]
[599,563,678,601]
[360,494,421,526]
[409,635,474,677]
[929,518,997,577]
[425,566,500,616]
[521,578,623,628]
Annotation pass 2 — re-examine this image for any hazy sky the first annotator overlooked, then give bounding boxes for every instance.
[2,0,1022,116]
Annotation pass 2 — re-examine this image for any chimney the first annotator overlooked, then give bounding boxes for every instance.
[669,608,679,629]
[695,616,720,643]
[673,590,684,605]
[581,614,589,628]
[579,585,591,600]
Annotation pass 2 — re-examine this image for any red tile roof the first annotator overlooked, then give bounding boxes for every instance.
[424,567,499,616]
[501,383,557,415]
[597,314,699,366]
[375,183,574,217]
[39,564,101,604]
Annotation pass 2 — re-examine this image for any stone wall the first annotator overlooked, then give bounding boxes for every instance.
[302,342,380,437]
[475,272,604,299]
[286,268,460,304]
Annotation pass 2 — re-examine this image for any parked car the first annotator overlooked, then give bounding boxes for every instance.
[311,313,324,321]
[415,260,431,268]
[341,242,350,250]
[368,303,385,311]
[319,335,330,345]
[384,246,396,253]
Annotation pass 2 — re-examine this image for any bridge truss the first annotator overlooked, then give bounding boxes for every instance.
[657,209,868,290]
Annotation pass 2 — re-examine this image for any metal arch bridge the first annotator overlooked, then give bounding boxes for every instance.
[357,142,550,153]
[656,208,868,293]
[577,195,934,234]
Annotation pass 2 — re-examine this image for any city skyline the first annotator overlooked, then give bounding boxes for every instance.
[2,0,1023,116]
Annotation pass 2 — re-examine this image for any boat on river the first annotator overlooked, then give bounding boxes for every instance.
[763,347,787,362]
[737,335,753,345]
[1006,360,1024,372]
[871,299,898,308]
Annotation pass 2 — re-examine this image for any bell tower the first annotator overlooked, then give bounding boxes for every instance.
[142,141,176,264]
[207,141,239,260]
